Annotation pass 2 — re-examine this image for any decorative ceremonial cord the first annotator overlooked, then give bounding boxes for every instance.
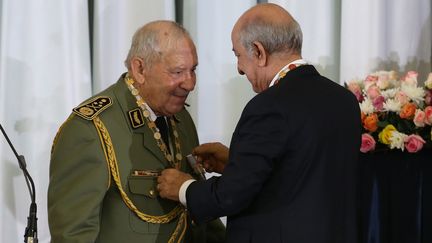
[274,63,307,85]
[93,117,187,242]
[124,74,183,169]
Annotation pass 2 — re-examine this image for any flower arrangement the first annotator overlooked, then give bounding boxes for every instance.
[346,71,432,153]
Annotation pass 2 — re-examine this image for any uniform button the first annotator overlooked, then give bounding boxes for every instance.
[149,189,156,198]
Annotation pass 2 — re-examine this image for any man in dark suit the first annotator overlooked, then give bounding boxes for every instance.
[157,3,361,243]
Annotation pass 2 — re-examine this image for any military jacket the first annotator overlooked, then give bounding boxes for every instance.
[48,74,225,243]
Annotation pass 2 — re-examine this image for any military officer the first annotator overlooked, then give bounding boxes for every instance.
[48,20,225,243]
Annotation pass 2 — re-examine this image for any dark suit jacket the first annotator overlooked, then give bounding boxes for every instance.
[187,65,361,243]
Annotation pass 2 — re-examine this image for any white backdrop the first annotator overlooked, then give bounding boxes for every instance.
[183,0,257,145]
[92,0,175,92]
[0,1,173,242]
[0,1,431,242]
[271,0,432,83]
[0,1,92,242]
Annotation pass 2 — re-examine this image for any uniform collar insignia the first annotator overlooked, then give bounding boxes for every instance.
[128,108,145,129]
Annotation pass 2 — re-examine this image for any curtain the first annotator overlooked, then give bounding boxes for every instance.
[182,0,257,225]
[183,0,257,146]
[0,1,91,242]
[0,1,173,242]
[0,1,431,242]
[92,0,175,92]
[270,0,431,83]
[339,0,431,83]
[270,0,343,81]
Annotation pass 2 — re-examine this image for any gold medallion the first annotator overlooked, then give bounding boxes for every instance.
[148,122,156,129]
[124,73,183,169]
[136,99,145,106]
[125,76,134,85]
[143,110,150,117]
[154,132,161,140]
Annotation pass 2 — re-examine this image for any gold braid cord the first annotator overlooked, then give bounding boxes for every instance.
[51,115,74,155]
[93,117,187,242]
[168,210,188,243]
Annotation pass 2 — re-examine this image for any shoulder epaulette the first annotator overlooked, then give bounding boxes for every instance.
[72,96,113,120]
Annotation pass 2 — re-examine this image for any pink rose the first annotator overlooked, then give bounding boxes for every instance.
[347,82,363,102]
[413,109,426,127]
[388,71,398,80]
[364,75,378,90]
[365,75,379,82]
[360,133,376,153]
[404,135,426,153]
[377,72,390,89]
[402,71,418,86]
[425,90,432,106]
[395,91,409,106]
[424,106,432,125]
[366,85,381,100]
[373,96,385,111]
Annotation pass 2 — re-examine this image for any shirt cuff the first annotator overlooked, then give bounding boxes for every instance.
[179,179,196,207]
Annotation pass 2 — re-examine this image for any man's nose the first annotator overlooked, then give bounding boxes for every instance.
[237,67,244,75]
[181,73,196,91]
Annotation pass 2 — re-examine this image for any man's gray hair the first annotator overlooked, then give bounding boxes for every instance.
[124,20,191,70]
[239,17,303,56]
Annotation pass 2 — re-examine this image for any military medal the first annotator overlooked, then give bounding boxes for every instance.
[124,74,183,169]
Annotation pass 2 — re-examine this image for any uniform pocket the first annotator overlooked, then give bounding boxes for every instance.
[128,172,159,198]
[127,172,178,234]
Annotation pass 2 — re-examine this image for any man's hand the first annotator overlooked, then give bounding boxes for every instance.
[157,169,193,201]
[192,142,229,174]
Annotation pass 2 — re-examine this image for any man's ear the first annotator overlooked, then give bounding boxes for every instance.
[252,41,267,67]
[130,57,146,84]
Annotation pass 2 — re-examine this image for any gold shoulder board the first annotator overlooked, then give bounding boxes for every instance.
[72,96,113,120]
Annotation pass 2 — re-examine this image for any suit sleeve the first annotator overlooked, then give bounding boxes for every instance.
[48,115,110,243]
[186,93,289,223]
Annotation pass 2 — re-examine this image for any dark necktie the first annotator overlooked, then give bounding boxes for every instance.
[155,116,169,147]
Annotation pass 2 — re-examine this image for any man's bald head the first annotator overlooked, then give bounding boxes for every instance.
[232,3,302,57]
[124,20,193,70]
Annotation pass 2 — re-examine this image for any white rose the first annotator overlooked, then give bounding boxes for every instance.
[389,131,407,151]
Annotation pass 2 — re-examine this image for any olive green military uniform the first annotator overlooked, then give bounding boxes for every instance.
[48,74,225,243]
